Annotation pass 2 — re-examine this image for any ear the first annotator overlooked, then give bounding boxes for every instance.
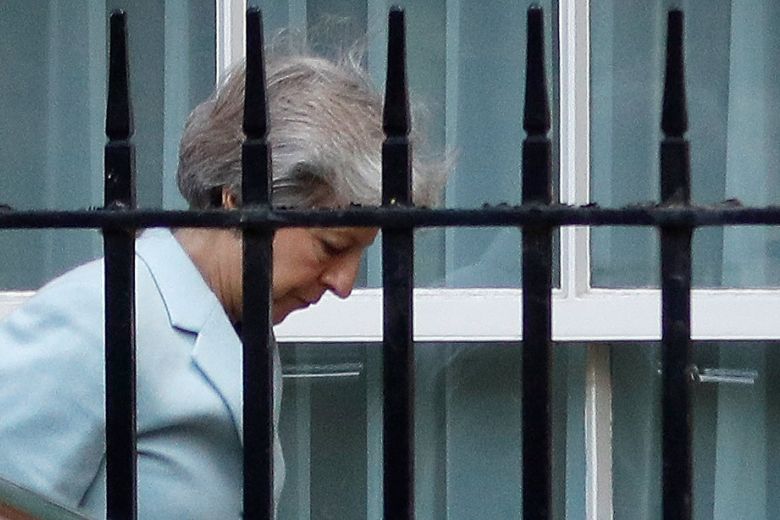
[222,188,239,209]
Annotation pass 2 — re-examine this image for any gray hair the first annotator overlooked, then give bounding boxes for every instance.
[177,51,445,209]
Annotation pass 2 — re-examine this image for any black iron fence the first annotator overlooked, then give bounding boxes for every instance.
[2,5,780,520]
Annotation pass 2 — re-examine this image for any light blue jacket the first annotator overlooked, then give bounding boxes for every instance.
[0,228,284,519]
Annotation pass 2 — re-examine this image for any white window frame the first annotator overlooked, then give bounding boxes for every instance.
[216,0,246,81]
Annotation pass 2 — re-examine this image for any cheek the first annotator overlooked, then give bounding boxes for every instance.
[271,250,296,297]
[271,249,323,297]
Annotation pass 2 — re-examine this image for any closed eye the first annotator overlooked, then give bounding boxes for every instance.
[320,239,347,257]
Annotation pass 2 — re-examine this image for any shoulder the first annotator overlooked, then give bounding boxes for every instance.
[0,259,108,508]
[0,259,106,351]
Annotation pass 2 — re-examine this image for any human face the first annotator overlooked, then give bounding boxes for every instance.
[271,226,378,324]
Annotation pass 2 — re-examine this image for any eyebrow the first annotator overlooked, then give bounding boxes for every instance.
[334,228,376,249]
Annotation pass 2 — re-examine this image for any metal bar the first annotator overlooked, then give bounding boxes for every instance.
[521,6,553,520]
[382,7,415,520]
[241,8,275,520]
[103,11,137,520]
[659,10,693,520]
[690,367,758,386]
[3,205,780,230]
[282,362,363,380]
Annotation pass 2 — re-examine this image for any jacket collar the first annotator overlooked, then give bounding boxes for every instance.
[135,228,220,333]
[135,228,245,444]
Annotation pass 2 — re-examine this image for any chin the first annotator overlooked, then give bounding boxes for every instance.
[272,299,311,325]
[272,308,295,325]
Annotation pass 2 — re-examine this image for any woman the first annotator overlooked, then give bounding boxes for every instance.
[0,51,443,519]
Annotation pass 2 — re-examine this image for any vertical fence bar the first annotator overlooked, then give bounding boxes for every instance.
[382,7,415,520]
[660,10,693,520]
[103,11,137,520]
[241,8,275,520]
[521,6,553,520]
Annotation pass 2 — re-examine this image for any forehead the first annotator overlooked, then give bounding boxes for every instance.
[326,226,378,247]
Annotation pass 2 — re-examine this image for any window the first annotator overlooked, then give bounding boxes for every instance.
[589,2,780,518]
[2,0,779,518]
[0,0,215,291]
[245,1,780,518]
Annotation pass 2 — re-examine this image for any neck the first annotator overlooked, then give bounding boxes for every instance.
[174,228,242,323]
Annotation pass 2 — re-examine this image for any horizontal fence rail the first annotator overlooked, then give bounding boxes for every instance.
[1,5,776,520]
[2,205,780,229]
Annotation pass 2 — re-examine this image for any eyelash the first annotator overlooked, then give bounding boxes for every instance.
[320,239,345,256]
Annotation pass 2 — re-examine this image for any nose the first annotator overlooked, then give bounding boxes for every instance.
[321,254,362,299]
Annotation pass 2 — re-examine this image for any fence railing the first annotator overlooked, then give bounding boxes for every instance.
[2,5,780,520]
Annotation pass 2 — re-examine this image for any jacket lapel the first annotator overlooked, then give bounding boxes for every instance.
[135,228,244,444]
[191,310,244,444]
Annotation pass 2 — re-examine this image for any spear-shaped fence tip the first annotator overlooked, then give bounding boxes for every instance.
[523,6,550,135]
[244,7,268,139]
[662,9,687,137]
[383,7,410,136]
[106,10,133,140]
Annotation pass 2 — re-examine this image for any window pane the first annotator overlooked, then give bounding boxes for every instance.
[611,341,780,519]
[0,1,215,290]
[257,0,560,289]
[278,341,586,519]
[590,0,780,288]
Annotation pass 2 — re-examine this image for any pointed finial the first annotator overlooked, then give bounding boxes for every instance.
[662,10,687,137]
[106,11,133,140]
[244,8,269,139]
[383,7,410,137]
[523,5,550,135]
